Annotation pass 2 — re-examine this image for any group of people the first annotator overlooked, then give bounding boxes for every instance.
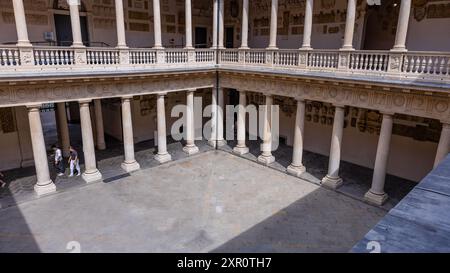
[52,145,81,177]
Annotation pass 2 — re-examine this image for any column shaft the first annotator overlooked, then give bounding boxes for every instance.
[301,0,313,49]
[212,0,218,48]
[79,101,102,183]
[287,99,306,176]
[12,0,30,46]
[153,0,163,48]
[434,124,450,168]
[240,0,249,49]
[115,0,127,48]
[121,97,140,172]
[183,90,199,155]
[218,0,224,48]
[69,1,84,47]
[27,105,56,195]
[209,88,226,147]
[392,0,411,51]
[365,113,393,205]
[341,0,356,50]
[267,0,278,49]
[56,102,70,157]
[322,105,345,189]
[155,94,172,163]
[94,99,106,150]
[185,0,193,48]
[233,91,249,155]
[258,95,275,165]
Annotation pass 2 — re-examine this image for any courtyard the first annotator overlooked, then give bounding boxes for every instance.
[0,150,387,253]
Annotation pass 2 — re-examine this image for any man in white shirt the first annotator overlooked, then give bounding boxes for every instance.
[52,145,64,176]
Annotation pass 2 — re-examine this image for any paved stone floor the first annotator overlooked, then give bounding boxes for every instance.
[0,150,386,253]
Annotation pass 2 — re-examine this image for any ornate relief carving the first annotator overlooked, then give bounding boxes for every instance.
[220,73,450,123]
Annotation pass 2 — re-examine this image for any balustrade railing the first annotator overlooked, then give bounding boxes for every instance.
[87,48,120,65]
[130,49,157,65]
[0,46,20,66]
[349,51,389,72]
[0,45,449,84]
[307,50,339,69]
[33,46,75,66]
[403,52,450,76]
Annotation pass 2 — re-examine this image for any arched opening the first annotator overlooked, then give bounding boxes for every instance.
[52,0,89,46]
[362,0,400,50]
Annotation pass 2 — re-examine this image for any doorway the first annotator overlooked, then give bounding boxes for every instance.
[225,27,234,48]
[362,0,399,50]
[54,14,89,46]
[195,27,207,48]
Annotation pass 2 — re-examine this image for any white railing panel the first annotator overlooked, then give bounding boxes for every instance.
[87,48,120,65]
[33,46,75,66]
[0,46,20,66]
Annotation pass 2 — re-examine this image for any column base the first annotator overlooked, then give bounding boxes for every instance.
[339,46,355,51]
[321,175,343,189]
[154,153,172,164]
[34,181,56,196]
[266,46,278,50]
[233,146,249,155]
[364,190,389,206]
[82,169,102,183]
[287,164,306,177]
[258,154,275,165]
[121,161,141,173]
[97,142,106,150]
[183,145,199,155]
[208,139,227,148]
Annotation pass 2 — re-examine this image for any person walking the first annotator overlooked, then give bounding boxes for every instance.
[68,146,81,177]
[52,145,64,176]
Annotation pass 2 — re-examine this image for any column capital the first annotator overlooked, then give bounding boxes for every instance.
[333,103,346,109]
[25,103,42,110]
[122,95,134,101]
[441,123,450,130]
[67,0,81,5]
[380,111,395,116]
[156,92,168,97]
[186,88,197,93]
[78,99,92,105]
[295,97,306,102]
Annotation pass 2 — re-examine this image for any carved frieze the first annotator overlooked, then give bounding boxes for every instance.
[220,73,450,123]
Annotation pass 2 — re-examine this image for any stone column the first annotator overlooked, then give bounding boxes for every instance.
[322,105,345,189]
[364,113,394,206]
[153,0,163,49]
[287,99,306,176]
[155,93,172,163]
[301,0,313,50]
[434,123,450,168]
[121,96,140,172]
[115,0,127,48]
[27,105,56,196]
[392,0,411,51]
[240,0,249,49]
[209,88,227,147]
[94,99,106,150]
[212,0,218,48]
[56,102,70,157]
[185,0,193,49]
[218,0,225,48]
[267,0,278,49]
[68,0,84,47]
[183,89,199,155]
[233,90,249,155]
[79,100,102,183]
[258,95,275,165]
[12,0,31,46]
[341,0,356,50]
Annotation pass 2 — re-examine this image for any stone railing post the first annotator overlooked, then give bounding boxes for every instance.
[74,47,87,65]
[265,50,275,67]
[18,45,35,66]
[387,51,405,74]
[187,48,195,63]
[119,48,130,65]
[156,48,166,64]
[298,50,308,69]
[338,50,351,71]
[238,49,246,64]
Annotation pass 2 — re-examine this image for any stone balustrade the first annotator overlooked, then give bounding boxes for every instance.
[0,46,449,85]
